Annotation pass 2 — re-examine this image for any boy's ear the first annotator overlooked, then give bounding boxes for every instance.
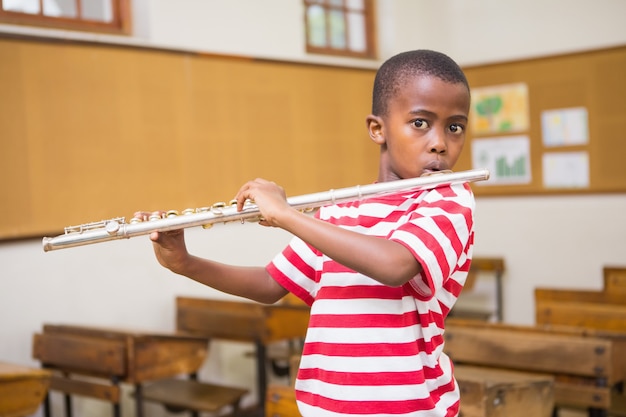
[366,114,385,144]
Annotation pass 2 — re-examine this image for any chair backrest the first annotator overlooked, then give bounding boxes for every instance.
[176,297,268,341]
[535,266,626,332]
[176,296,310,343]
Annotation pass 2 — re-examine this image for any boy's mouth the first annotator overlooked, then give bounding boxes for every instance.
[423,162,449,174]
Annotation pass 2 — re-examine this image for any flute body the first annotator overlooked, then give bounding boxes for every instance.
[42,169,489,252]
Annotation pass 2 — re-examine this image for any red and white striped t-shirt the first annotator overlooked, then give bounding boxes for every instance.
[266,182,475,417]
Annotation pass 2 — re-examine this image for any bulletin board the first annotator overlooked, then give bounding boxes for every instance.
[454,45,626,196]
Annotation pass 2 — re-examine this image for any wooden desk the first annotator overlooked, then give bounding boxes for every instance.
[32,324,208,417]
[265,385,299,417]
[0,362,51,417]
[444,318,626,416]
[454,365,554,417]
[266,364,554,417]
[175,297,310,416]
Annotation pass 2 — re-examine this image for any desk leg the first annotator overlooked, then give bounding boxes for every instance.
[190,373,199,417]
[43,392,52,417]
[256,340,267,417]
[134,383,143,417]
[495,271,503,322]
[64,393,72,417]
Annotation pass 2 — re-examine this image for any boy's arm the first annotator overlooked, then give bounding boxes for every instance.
[278,210,420,287]
[236,179,422,287]
[150,228,289,304]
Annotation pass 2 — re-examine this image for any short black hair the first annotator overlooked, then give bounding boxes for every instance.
[372,50,469,116]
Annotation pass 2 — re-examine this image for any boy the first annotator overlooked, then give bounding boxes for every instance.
[145,49,473,416]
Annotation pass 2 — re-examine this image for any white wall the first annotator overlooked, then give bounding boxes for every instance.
[0,225,292,416]
[378,0,626,66]
[1,1,626,416]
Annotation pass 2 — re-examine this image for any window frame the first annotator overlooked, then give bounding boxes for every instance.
[303,0,376,60]
[0,0,131,35]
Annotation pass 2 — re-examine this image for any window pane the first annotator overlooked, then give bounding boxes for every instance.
[0,0,129,34]
[304,0,374,58]
[81,0,112,22]
[347,12,365,52]
[48,0,75,18]
[307,4,327,47]
[328,9,345,49]
[3,0,40,14]
[346,0,363,11]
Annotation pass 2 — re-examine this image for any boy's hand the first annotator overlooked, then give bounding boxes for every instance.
[234,179,291,227]
[133,211,190,273]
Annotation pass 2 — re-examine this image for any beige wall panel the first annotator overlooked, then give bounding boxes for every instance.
[0,38,378,238]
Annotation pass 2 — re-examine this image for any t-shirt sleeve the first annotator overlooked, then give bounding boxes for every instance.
[390,183,475,300]
[266,235,320,306]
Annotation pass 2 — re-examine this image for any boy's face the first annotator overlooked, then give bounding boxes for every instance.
[368,75,470,181]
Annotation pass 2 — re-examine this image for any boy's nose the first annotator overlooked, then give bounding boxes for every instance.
[429,131,447,154]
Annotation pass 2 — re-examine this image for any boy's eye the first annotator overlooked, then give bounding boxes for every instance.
[449,124,464,134]
[413,119,429,129]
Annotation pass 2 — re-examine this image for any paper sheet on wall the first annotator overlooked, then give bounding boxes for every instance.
[541,107,589,147]
[542,152,589,188]
[471,135,531,185]
[470,83,529,135]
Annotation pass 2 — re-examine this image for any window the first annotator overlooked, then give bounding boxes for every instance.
[304,0,376,59]
[0,0,131,35]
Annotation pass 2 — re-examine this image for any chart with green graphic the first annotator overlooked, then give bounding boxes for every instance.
[495,155,527,177]
[472,136,531,185]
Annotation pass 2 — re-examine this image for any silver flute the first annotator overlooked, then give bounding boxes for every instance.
[42,169,489,252]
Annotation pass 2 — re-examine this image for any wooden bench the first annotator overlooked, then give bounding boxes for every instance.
[444,318,626,416]
[265,365,554,417]
[536,266,626,332]
[0,362,51,417]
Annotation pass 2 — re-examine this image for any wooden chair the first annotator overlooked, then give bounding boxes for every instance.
[535,266,626,332]
[449,257,506,322]
[138,376,248,417]
[135,297,288,417]
[174,297,309,417]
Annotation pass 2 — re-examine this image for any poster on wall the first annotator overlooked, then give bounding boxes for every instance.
[542,151,590,188]
[472,135,531,185]
[470,83,529,135]
[541,107,589,147]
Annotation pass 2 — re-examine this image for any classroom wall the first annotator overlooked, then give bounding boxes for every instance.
[1,1,626,416]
